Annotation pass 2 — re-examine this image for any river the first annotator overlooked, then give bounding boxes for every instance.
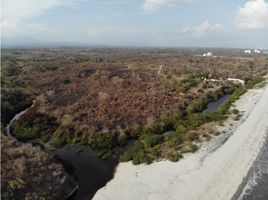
[54,145,118,200]
[8,93,267,200]
[5,106,133,200]
[203,94,231,112]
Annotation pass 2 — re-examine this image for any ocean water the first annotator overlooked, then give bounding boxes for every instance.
[238,137,268,200]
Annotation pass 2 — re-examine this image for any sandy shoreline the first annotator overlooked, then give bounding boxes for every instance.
[93,83,268,200]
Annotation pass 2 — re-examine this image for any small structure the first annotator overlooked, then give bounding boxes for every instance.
[244,49,251,54]
[203,52,213,57]
[227,78,245,85]
[254,49,261,54]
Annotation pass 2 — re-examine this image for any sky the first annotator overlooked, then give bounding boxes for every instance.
[1,0,268,48]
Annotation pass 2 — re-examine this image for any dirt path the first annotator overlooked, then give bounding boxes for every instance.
[157,65,166,78]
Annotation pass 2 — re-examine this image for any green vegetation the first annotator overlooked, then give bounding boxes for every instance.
[11,109,57,143]
[1,89,32,127]
[97,149,112,159]
[120,85,250,164]
[9,77,262,163]
[245,76,265,89]
[88,132,117,149]
[117,132,128,146]
[141,134,164,149]
[42,64,58,71]
[8,179,26,190]
[2,63,21,77]
[167,151,182,162]
[1,48,266,165]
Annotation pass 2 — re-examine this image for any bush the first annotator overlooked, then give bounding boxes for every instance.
[167,151,182,162]
[11,109,56,143]
[8,179,26,190]
[120,141,144,162]
[246,76,265,89]
[50,131,67,148]
[42,64,58,71]
[141,134,164,149]
[117,132,128,146]
[88,132,117,149]
[1,89,32,126]
[132,151,145,165]
[165,131,183,147]
[175,124,187,134]
[232,109,239,114]
[2,63,21,76]
[149,145,161,157]
[184,131,198,142]
[189,144,198,153]
[97,149,112,159]
[132,150,152,165]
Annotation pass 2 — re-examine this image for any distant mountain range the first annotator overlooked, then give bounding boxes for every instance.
[1,37,95,48]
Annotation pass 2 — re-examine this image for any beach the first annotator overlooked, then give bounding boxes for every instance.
[93,82,268,200]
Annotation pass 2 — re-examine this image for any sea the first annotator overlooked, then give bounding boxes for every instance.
[238,136,268,200]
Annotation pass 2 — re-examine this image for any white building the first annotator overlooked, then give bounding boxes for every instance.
[244,49,251,54]
[254,49,261,54]
[203,52,213,57]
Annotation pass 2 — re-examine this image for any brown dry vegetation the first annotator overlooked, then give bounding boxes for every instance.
[1,48,268,163]
[1,134,76,200]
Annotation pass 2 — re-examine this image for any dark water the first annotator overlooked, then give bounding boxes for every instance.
[203,94,231,112]
[238,138,268,200]
[54,141,133,200]
[55,145,117,200]
[5,104,134,200]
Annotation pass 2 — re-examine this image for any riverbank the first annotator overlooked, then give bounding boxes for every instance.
[93,82,268,200]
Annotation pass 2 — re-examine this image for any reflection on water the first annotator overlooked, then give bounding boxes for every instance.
[54,141,134,200]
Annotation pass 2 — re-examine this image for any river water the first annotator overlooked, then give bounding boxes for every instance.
[203,94,231,112]
[54,145,118,200]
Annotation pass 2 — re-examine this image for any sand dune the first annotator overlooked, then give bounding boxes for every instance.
[93,83,268,200]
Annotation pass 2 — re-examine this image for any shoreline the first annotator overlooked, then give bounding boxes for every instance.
[231,136,268,200]
[93,82,268,200]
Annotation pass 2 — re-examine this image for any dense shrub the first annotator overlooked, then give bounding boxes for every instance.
[2,63,21,76]
[245,76,265,89]
[50,131,67,148]
[88,132,117,150]
[167,151,182,162]
[42,64,58,71]
[1,89,32,126]
[120,141,144,162]
[11,109,57,143]
[164,131,183,147]
[189,144,198,153]
[141,134,164,149]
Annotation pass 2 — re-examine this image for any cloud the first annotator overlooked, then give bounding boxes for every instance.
[2,0,74,21]
[143,0,191,11]
[235,0,268,29]
[178,20,225,38]
[1,0,75,38]
[1,19,48,38]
